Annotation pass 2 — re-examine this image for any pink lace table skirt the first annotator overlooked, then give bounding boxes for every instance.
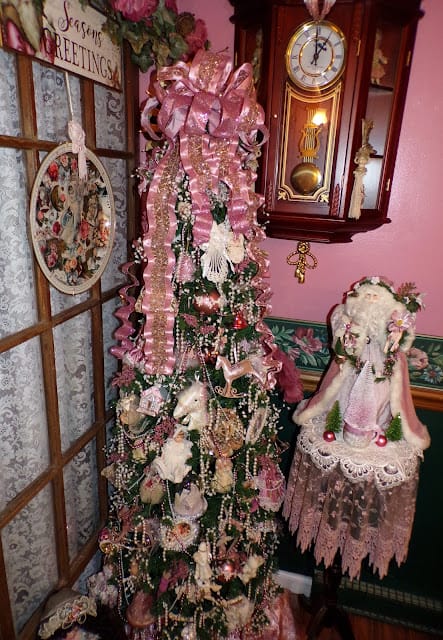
[282,448,420,580]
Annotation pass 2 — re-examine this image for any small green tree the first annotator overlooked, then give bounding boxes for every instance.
[386,413,403,441]
[325,400,343,433]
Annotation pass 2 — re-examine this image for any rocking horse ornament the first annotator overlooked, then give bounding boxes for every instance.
[214,353,278,398]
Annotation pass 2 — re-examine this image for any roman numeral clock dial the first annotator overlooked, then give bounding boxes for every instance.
[286,21,346,90]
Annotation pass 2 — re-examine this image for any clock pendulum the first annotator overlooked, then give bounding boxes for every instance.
[291,106,328,195]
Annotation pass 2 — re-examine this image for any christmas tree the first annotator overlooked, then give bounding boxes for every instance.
[90,50,290,639]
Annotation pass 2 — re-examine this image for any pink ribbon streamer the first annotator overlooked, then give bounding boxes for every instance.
[68,120,88,180]
[141,145,179,375]
[139,50,269,375]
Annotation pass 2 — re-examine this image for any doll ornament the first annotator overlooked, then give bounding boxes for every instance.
[152,426,193,483]
[294,277,431,450]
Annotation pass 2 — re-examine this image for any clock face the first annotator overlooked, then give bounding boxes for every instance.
[286,20,346,91]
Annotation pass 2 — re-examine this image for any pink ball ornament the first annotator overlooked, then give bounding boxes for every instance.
[217,559,236,582]
[375,434,388,447]
[323,430,336,442]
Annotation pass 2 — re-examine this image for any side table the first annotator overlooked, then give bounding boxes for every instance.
[282,418,422,637]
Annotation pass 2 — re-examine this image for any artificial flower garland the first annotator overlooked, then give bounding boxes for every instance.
[102,0,209,71]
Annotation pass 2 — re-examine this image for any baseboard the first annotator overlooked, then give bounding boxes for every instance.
[274,569,313,597]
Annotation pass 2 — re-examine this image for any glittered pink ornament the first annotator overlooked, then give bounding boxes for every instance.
[217,559,236,582]
[176,252,195,283]
[375,434,388,447]
[323,430,336,442]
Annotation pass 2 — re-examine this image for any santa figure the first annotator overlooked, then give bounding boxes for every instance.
[294,276,430,450]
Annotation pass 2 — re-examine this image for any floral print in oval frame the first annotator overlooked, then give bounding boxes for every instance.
[29,142,115,295]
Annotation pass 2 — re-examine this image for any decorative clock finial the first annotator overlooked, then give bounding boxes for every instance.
[304,0,336,20]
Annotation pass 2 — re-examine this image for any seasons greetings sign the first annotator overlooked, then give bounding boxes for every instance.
[0,0,121,89]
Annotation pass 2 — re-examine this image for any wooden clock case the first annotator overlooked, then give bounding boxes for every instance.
[231,0,423,243]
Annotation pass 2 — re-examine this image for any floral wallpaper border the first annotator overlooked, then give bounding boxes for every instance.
[266,317,443,392]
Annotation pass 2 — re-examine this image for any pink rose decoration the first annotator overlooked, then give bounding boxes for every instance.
[79,219,90,240]
[46,253,57,269]
[184,19,208,58]
[47,162,59,181]
[408,347,429,371]
[111,0,158,22]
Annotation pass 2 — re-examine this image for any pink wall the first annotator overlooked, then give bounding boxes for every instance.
[167,0,442,337]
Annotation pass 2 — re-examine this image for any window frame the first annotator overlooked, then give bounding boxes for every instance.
[0,44,139,640]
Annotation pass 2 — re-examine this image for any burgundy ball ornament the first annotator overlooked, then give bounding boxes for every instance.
[375,434,388,447]
[203,347,218,365]
[323,430,336,442]
[193,290,221,314]
[217,559,236,582]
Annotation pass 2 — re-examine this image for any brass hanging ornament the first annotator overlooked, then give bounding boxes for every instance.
[287,241,318,283]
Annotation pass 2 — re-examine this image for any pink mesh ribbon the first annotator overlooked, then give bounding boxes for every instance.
[139,50,268,375]
[68,120,87,180]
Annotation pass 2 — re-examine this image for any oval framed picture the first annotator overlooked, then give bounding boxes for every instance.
[29,142,115,295]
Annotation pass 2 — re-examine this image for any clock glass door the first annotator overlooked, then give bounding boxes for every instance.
[363,20,403,210]
[279,83,341,202]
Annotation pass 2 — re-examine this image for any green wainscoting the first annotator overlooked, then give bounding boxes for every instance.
[266,317,443,395]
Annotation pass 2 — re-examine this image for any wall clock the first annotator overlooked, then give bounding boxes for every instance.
[285,20,346,91]
[232,0,424,245]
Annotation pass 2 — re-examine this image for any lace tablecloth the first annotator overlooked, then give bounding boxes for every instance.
[282,419,422,579]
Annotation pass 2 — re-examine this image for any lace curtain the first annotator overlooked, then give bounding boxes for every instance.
[0,50,127,633]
